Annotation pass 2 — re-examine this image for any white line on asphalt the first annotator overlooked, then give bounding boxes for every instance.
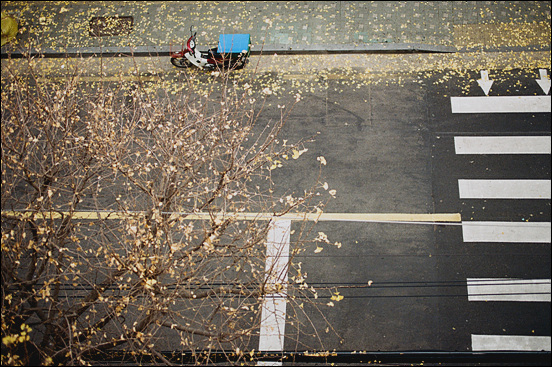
[467,278,551,302]
[471,335,552,351]
[461,221,551,243]
[458,179,551,199]
[450,96,551,113]
[259,220,291,355]
[454,136,552,155]
[257,361,283,366]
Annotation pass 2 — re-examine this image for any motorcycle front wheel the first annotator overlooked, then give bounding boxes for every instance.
[171,57,192,68]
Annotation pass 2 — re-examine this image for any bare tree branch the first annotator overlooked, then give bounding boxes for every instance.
[1,52,334,366]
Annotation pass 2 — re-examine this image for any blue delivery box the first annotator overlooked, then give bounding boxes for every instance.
[218,34,251,55]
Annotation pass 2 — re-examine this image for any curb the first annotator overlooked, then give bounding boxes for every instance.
[1,43,457,59]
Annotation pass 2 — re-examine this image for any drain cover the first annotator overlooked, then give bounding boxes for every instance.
[89,16,133,37]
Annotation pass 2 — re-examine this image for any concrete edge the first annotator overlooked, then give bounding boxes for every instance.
[1,43,458,59]
[3,43,549,59]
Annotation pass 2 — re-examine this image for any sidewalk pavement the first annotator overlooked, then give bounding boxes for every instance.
[1,1,550,58]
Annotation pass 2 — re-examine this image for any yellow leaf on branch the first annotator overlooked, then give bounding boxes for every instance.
[291,148,308,159]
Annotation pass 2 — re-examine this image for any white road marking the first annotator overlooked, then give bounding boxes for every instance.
[536,69,551,95]
[257,361,283,366]
[454,136,552,155]
[461,221,551,243]
[259,296,287,351]
[477,70,493,96]
[450,96,551,113]
[458,179,551,199]
[259,220,291,354]
[471,335,551,351]
[467,278,551,302]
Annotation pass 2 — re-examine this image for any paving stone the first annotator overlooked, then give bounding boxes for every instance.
[1,1,549,56]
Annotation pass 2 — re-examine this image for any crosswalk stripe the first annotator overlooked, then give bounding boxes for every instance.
[471,335,551,351]
[458,179,551,199]
[451,96,551,113]
[454,136,552,155]
[451,94,552,353]
[461,221,551,243]
[467,278,551,302]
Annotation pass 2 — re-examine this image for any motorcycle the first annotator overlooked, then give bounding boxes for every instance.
[171,26,251,71]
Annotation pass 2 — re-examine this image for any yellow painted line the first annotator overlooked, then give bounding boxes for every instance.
[280,73,392,81]
[2,211,461,223]
[281,73,353,80]
[282,74,317,80]
[301,212,461,222]
[37,75,160,83]
[2,211,129,220]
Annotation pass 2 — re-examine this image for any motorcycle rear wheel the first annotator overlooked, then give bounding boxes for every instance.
[171,57,192,68]
[234,57,248,69]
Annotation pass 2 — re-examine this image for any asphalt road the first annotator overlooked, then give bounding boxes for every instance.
[261,67,552,353]
[429,69,551,352]
[264,72,440,352]
[4,55,549,360]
